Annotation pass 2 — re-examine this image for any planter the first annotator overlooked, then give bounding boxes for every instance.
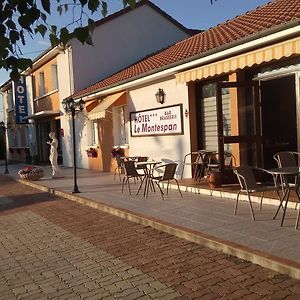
[87,151,97,157]
[18,168,44,181]
[207,171,222,188]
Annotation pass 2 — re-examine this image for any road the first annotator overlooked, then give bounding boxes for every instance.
[1,175,300,299]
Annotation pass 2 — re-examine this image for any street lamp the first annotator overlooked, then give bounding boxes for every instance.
[155,88,166,104]
[0,121,9,174]
[62,97,85,193]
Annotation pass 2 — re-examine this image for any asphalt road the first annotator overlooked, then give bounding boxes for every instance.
[1,175,300,300]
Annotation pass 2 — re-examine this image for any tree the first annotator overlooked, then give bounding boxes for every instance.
[1,0,216,82]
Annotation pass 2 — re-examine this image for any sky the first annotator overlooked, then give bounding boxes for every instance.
[0,0,271,119]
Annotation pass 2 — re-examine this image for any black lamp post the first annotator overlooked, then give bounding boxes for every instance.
[62,97,85,193]
[0,121,9,174]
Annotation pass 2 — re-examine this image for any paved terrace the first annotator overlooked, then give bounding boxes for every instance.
[2,163,300,279]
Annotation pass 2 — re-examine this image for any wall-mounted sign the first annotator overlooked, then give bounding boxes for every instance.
[130,104,183,137]
[13,75,29,124]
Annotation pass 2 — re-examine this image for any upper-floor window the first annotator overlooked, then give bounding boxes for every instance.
[51,64,58,90]
[7,91,13,111]
[39,72,45,96]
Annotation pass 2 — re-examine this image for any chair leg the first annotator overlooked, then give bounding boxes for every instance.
[155,181,164,200]
[181,165,185,179]
[118,168,122,181]
[166,180,170,195]
[127,178,131,195]
[247,192,255,221]
[114,168,117,181]
[259,192,264,211]
[121,177,126,193]
[234,191,240,215]
[296,207,300,229]
[174,179,182,197]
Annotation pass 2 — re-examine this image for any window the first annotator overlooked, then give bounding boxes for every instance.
[113,105,128,146]
[6,90,13,111]
[51,64,58,90]
[92,121,99,146]
[39,72,45,96]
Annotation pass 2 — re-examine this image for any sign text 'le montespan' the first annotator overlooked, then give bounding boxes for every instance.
[14,75,29,124]
[130,104,183,137]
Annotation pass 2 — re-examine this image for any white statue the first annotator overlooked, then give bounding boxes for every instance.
[47,132,62,178]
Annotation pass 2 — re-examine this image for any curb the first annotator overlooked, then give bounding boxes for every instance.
[16,177,300,280]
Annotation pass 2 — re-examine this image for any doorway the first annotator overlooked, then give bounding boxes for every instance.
[260,75,297,168]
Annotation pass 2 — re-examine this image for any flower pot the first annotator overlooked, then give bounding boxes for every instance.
[19,170,44,181]
[207,171,222,188]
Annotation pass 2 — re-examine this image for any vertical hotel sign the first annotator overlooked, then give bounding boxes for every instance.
[13,75,29,124]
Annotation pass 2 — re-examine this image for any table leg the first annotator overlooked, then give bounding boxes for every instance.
[280,188,291,227]
[273,187,289,220]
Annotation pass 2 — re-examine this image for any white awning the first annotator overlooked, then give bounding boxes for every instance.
[88,91,126,120]
[23,110,60,120]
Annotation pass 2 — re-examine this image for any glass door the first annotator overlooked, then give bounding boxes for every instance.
[216,81,262,170]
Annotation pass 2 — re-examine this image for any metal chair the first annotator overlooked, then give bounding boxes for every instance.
[233,166,280,221]
[121,160,144,195]
[135,156,149,174]
[181,151,205,180]
[152,163,182,200]
[114,156,125,181]
[207,151,236,171]
[273,151,300,199]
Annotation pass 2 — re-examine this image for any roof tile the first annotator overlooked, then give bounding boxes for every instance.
[74,0,300,98]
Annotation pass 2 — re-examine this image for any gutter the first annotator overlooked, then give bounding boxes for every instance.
[79,19,300,101]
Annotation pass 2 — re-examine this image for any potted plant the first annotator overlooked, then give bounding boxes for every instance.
[111,147,125,158]
[85,147,98,158]
[18,166,44,180]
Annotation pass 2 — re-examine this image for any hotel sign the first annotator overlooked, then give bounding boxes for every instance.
[130,104,183,137]
[13,75,28,124]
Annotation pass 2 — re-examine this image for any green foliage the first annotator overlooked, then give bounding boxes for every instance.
[0,0,141,82]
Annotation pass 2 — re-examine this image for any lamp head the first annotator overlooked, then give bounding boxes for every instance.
[155,88,166,104]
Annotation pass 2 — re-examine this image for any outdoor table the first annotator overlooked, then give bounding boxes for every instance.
[135,161,162,198]
[267,167,300,228]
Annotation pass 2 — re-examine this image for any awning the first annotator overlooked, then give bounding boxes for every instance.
[176,36,300,84]
[22,110,60,120]
[88,91,126,120]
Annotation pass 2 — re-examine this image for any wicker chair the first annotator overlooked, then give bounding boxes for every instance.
[151,163,182,200]
[114,156,125,181]
[121,160,144,195]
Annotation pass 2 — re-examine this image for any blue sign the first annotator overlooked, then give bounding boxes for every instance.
[14,75,29,124]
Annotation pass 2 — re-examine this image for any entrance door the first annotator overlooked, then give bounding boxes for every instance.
[260,75,297,168]
[216,81,262,170]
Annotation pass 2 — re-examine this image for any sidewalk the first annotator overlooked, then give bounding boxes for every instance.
[2,163,300,279]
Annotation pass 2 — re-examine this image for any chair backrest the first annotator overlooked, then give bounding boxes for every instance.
[116,156,124,168]
[208,151,235,168]
[123,160,140,177]
[224,151,236,167]
[183,152,201,164]
[162,163,178,181]
[273,151,297,168]
[233,166,258,190]
[137,156,148,162]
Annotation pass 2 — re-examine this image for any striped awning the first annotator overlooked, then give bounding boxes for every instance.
[88,91,126,120]
[176,36,300,84]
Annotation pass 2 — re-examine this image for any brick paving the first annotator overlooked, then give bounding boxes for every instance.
[1,175,300,299]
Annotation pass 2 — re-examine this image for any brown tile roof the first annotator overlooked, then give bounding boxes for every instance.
[74,0,300,99]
